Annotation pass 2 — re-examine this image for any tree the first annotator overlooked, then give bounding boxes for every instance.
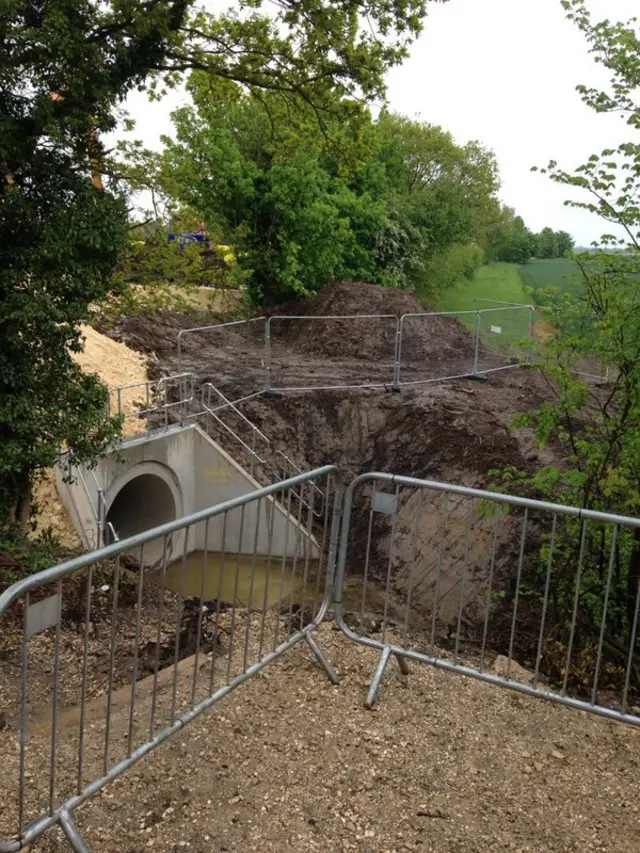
[510,1,640,680]
[156,86,499,304]
[1,0,443,532]
[538,226,559,259]
[487,206,536,264]
[556,230,575,256]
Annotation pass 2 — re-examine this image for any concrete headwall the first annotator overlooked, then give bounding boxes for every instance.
[57,424,318,564]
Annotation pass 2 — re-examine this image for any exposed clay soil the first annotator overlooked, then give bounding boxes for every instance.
[99,283,560,644]
[31,326,149,548]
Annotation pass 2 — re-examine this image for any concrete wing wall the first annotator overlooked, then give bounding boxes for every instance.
[56,424,319,563]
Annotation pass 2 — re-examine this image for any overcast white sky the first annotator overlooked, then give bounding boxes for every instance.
[113,0,639,245]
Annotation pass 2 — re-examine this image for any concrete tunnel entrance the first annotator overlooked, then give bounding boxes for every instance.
[105,472,177,564]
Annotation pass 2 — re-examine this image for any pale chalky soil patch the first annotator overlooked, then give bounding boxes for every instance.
[31,325,149,546]
[4,625,638,853]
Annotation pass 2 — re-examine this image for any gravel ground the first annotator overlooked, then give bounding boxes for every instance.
[2,623,639,853]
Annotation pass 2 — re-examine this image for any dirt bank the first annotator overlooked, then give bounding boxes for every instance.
[98,283,559,642]
[272,281,476,363]
[31,326,149,548]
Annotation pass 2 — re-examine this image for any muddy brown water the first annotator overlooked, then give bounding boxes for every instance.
[163,550,399,617]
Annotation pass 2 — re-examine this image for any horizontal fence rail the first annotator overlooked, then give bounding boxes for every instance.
[0,467,341,852]
[173,306,538,401]
[394,306,534,388]
[334,472,640,724]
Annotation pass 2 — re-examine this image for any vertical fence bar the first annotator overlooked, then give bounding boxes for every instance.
[243,499,263,671]
[192,519,210,707]
[622,567,640,713]
[472,311,482,375]
[430,494,448,649]
[299,483,316,629]
[286,485,305,631]
[592,526,618,705]
[562,520,588,696]
[455,503,474,657]
[528,307,537,365]
[534,515,557,685]
[78,565,93,794]
[360,502,375,625]
[273,490,293,651]
[265,317,272,393]
[171,527,189,724]
[210,512,227,694]
[479,508,501,671]
[127,544,145,758]
[149,535,169,737]
[19,591,30,836]
[381,485,400,645]
[259,493,279,659]
[312,477,331,617]
[507,509,528,678]
[104,555,121,775]
[49,580,62,814]
[226,506,246,683]
[392,317,402,390]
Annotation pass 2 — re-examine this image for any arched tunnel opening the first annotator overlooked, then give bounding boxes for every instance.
[105,473,177,564]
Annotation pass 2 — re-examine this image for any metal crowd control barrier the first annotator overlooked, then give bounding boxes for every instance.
[334,472,640,726]
[0,467,341,852]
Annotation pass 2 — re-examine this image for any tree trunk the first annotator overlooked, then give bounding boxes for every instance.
[1,469,33,536]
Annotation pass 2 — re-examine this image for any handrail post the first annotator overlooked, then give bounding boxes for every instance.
[177,330,184,375]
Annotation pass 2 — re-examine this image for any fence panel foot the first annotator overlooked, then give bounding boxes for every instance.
[365,646,392,709]
[304,631,339,684]
[60,811,89,853]
[394,652,410,676]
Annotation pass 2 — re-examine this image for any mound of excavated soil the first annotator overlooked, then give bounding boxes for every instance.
[274,282,476,362]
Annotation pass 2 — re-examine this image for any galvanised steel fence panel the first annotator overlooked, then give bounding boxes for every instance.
[0,467,341,852]
[473,303,535,365]
[395,307,534,388]
[174,308,540,399]
[334,472,640,725]
[177,317,267,400]
[265,314,399,391]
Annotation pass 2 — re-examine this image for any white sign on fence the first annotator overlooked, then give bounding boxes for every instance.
[490,325,503,335]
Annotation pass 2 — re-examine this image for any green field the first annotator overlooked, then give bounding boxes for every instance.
[438,263,533,347]
[438,262,530,311]
[438,260,590,347]
[518,259,584,304]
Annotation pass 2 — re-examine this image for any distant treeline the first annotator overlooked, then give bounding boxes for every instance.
[487,207,575,264]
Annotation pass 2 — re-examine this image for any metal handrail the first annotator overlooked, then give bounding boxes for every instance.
[200,383,324,516]
[108,373,194,421]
